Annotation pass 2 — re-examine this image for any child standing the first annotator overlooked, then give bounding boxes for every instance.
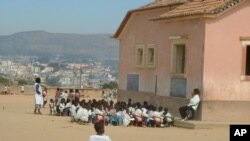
[42,87,48,108]
[20,85,25,93]
[49,99,55,115]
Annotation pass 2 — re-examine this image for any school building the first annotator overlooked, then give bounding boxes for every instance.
[113,0,250,122]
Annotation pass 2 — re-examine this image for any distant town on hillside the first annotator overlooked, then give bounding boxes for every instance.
[0,31,119,88]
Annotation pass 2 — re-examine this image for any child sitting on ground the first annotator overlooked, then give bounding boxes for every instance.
[162,107,173,127]
[75,104,90,124]
[123,109,134,127]
[70,100,78,122]
[56,99,65,116]
[64,99,72,116]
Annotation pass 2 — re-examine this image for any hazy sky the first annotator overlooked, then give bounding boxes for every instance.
[0,0,154,35]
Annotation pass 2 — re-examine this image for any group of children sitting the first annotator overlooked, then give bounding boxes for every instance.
[48,92,174,128]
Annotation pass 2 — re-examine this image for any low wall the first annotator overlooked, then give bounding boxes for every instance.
[118,89,195,119]
[46,87,104,100]
[201,100,250,122]
[1,85,103,100]
[118,90,250,122]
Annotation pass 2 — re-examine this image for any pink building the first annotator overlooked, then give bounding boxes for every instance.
[113,0,250,122]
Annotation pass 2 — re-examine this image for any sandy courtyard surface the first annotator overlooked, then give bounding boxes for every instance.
[0,95,229,141]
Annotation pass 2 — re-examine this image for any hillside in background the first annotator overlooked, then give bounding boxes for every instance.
[0,31,119,61]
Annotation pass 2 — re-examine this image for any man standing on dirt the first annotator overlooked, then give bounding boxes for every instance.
[20,85,25,93]
[4,84,8,95]
[33,77,43,114]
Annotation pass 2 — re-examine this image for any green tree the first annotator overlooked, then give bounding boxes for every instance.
[18,79,28,85]
[102,81,118,89]
[0,76,12,85]
[46,77,60,87]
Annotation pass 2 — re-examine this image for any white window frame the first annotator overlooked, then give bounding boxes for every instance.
[170,37,187,76]
[135,44,145,68]
[146,44,156,68]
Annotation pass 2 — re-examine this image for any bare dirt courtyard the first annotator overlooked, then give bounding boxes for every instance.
[0,95,229,141]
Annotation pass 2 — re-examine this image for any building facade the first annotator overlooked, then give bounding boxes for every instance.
[114,0,250,122]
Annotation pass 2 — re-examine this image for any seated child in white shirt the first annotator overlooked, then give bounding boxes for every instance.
[56,99,65,116]
[123,109,134,127]
[162,107,173,127]
[75,104,90,123]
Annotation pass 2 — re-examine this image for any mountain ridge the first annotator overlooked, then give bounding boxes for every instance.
[0,31,119,61]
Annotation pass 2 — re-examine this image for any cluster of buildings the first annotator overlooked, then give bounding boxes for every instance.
[0,56,117,88]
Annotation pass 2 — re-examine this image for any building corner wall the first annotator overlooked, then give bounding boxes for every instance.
[202,1,250,122]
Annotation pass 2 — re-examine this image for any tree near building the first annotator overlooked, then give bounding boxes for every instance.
[18,79,28,85]
[46,77,60,87]
[0,76,12,85]
[102,81,118,89]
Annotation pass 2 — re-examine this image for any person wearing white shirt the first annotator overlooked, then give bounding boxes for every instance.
[165,112,173,123]
[88,122,112,141]
[61,90,69,101]
[158,106,164,116]
[74,106,89,122]
[95,108,104,116]
[80,106,90,122]
[133,104,143,126]
[188,93,200,111]
[64,99,72,116]
[49,99,56,115]
[70,102,77,122]
[146,107,154,126]
[94,105,106,123]
[151,107,162,127]
[4,84,8,95]
[74,107,83,121]
[20,85,25,93]
[141,107,148,117]
[134,108,142,117]
[128,106,135,115]
[58,99,65,116]
[33,78,43,114]
[123,109,134,127]
[179,88,200,121]
[162,107,173,127]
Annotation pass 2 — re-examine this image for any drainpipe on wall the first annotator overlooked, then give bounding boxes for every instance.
[155,75,157,95]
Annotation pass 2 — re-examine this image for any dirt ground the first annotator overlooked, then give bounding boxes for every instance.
[0,94,229,141]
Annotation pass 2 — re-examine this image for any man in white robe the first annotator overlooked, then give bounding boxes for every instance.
[33,77,43,114]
